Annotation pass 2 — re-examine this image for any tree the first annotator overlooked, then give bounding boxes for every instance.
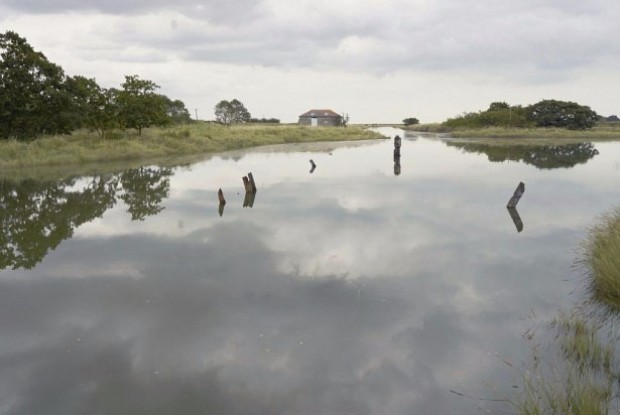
[162,96,192,124]
[117,75,168,135]
[214,99,251,125]
[64,75,119,137]
[526,99,599,130]
[488,102,510,111]
[0,31,73,139]
[403,117,419,126]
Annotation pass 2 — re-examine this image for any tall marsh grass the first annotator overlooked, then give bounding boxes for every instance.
[584,208,620,313]
[515,313,618,415]
[0,123,382,170]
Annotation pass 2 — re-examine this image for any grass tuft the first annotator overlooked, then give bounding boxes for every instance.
[515,313,617,415]
[584,208,620,312]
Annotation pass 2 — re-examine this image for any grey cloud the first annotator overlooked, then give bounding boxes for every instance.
[6,0,620,80]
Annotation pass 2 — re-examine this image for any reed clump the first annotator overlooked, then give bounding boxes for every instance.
[584,209,620,312]
[515,313,617,415]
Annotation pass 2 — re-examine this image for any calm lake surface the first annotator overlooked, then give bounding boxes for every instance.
[2,129,620,414]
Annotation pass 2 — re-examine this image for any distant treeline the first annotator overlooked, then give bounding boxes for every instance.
[249,117,280,124]
[443,100,601,130]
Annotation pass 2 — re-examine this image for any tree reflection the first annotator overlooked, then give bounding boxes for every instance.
[447,142,599,169]
[0,167,173,270]
[120,167,173,221]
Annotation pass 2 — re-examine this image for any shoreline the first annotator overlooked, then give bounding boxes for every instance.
[0,124,384,179]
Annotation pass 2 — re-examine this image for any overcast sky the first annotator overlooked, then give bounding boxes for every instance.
[1,0,619,123]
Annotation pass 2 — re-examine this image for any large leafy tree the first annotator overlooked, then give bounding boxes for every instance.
[64,75,119,137]
[0,30,73,139]
[162,96,192,124]
[214,99,251,125]
[117,75,168,135]
[527,99,599,130]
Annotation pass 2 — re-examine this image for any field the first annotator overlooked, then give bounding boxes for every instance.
[0,123,383,171]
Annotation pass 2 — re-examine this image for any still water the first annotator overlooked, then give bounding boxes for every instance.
[1,131,620,414]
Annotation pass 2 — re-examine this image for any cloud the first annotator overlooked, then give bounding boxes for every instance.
[2,0,620,122]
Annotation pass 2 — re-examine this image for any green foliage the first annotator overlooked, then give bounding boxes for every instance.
[117,75,168,135]
[488,101,510,111]
[443,99,600,130]
[249,117,280,124]
[443,104,531,129]
[214,99,251,125]
[162,96,192,124]
[402,117,419,126]
[527,99,599,130]
[65,76,119,137]
[0,30,74,139]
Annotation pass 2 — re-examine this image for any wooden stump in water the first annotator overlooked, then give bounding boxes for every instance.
[393,135,402,158]
[242,176,253,193]
[242,172,257,207]
[247,172,257,193]
[394,135,402,149]
[506,182,525,208]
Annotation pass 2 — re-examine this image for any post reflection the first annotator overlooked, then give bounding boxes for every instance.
[507,207,524,233]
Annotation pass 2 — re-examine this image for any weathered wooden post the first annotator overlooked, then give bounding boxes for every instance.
[242,172,257,208]
[506,182,525,208]
[393,135,401,158]
[394,135,402,149]
[242,176,253,193]
[247,172,257,193]
[217,188,226,217]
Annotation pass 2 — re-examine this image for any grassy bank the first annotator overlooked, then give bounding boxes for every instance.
[584,208,620,313]
[0,123,383,170]
[402,123,620,143]
[447,123,620,141]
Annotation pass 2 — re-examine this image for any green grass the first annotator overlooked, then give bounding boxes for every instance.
[584,208,620,313]
[446,123,620,141]
[515,313,617,415]
[0,123,383,171]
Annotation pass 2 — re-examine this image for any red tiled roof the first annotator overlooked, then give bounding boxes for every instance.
[299,109,342,118]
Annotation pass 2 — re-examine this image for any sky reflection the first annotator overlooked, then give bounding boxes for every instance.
[1,137,620,414]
